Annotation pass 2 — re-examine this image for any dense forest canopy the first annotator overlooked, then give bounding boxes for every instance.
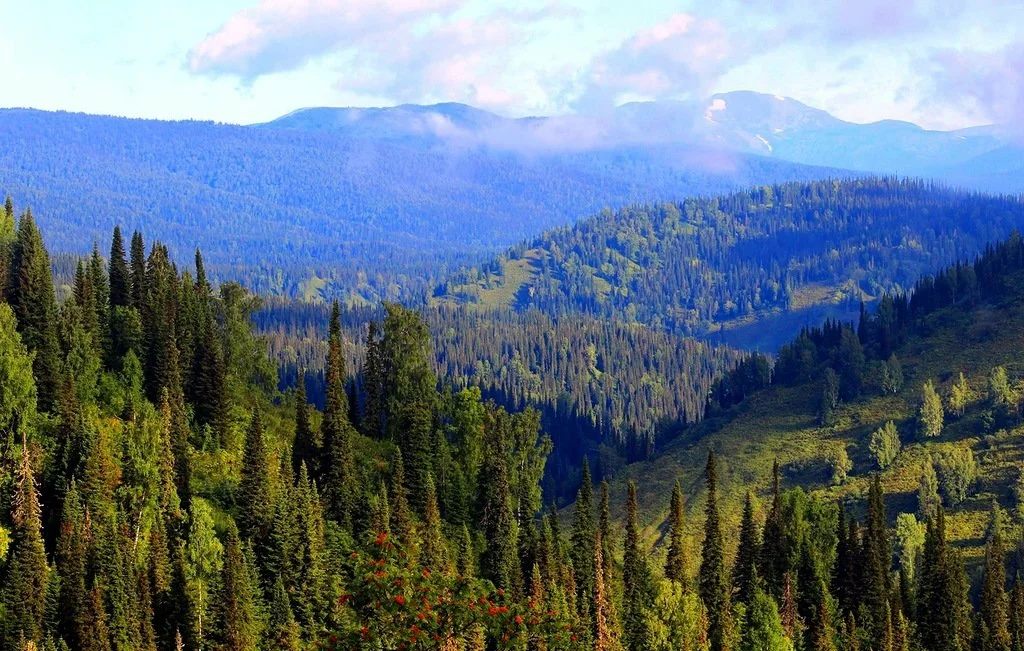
[0,108,847,306]
[3,192,1024,651]
[437,178,1024,349]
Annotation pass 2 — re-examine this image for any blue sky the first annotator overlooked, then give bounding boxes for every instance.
[2,0,1021,129]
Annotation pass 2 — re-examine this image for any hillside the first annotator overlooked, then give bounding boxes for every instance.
[0,107,843,303]
[436,178,1024,349]
[604,234,1024,570]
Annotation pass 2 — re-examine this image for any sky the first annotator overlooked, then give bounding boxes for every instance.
[1,0,1021,130]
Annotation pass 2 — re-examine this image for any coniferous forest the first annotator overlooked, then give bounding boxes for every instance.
[5,180,1024,651]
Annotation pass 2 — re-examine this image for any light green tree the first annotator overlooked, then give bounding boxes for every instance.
[645,579,710,651]
[741,586,794,651]
[947,373,976,418]
[919,380,944,438]
[935,447,978,506]
[184,498,224,647]
[869,421,901,469]
[894,513,925,583]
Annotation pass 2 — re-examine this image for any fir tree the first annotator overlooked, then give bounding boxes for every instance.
[219,524,264,651]
[3,443,50,646]
[919,508,972,651]
[290,369,317,477]
[238,408,274,542]
[420,473,449,574]
[8,209,62,411]
[594,532,623,651]
[321,301,357,528]
[733,491,760,606]
[268,578,301,651]
[571,458,597,639]
[862,475,892,648]
[479,423,519,594]
[55,481,89,649]
[623,481,655,651]
[1009,576,1024,651]
[700,450,733,651]
[665,480,688,586]
[128,231,146,310]
[388,449,414,546]
[760,459,786,599]
[107,227,131,309]
[977,516,1012,651]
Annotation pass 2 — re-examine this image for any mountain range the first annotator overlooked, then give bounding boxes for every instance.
[4,90,1020,305]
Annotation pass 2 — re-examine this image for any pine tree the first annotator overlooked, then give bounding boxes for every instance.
[665,480,688,585]
[977,516,1012,651]
[8,209,62,411]
[623,481,655,650]
[733,491,760,606]
[760,459,786,599]
[700,450,733,651]
[1009,576,1024,651]
[420,473,449,574]
[571,458,597,639]
[238,408,274,542]
[594,532,623,651]
[290,369,317,476]
[108,227,131,309]
[3,443,50,646]
[389,449,414,545]
[322,301,358,528]
[128,231,146,310]
[219,524,263,651]
[862,475,892,648]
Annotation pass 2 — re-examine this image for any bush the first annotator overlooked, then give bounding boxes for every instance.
[868,421,901,469]
[934,447,977,506]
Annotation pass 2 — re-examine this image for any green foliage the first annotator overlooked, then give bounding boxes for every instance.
[665,481,689,585]
[700,451,733,651]
[740,586,793,651]
[182,498,224,648]
[947,372,975,418]
[869,421,901,469]
[827,446,852,485]
[919,380,944,438]
[918,460,942,520]
[645,580,709,651]
[893,513,925,584]
[881,354,904,395]
[934,447,978,507]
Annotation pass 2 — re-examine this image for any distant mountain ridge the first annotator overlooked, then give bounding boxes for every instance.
[264,91,1022,192]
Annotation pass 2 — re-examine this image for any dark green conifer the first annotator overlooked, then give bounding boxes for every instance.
[268,577,301,651]
[623,481,654,650]
[759,459,786,598]
[129,231,146,310]
[733,491,760,606]
[571,458,596,639]
[2,443,50,646]
[665,479,688,585]
[388,449,414,545]
[479,422,519,594]
[420,473,449,573]
[977,515,1012,651]
[1009,576,1024,651]
[322,301,358,528]
[9,209,62,411]
[238,408,274,541]
[55,481,89,649]
[290,369,317,476]
[108,226,131,308]
[863,475,892,648]
[219,523,263,650]
[700,450,733,651]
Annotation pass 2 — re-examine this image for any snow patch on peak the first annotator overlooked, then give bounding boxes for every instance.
[755,134,773,152]
[774,95,785,101]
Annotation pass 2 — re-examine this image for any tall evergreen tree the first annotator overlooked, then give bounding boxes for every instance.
[108,226,131,309]
[863,476,892,648]
[3,443,50,646]
[129,231,146,310]
[665,480,688,585]
[700,450,733,651]
[1009,576,1024,651]
[0,195,15,293]
[321,301,357,528]
[623,481,655,650]
[594,532,623,651]
[238,408,274,542]
[760,459,786,599]
[8,209,62,411]
[219,524,263,650]
[290,369,317,476]
[733,491,760,607]
[420,473,449,574]
[571,458,597,640]
[388,449,414,545]
[977,516,1012,651]
[479,419,519,594]
[919,508,972,651]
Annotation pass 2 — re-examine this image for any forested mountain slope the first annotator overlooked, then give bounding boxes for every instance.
[604,233,1024,574]
[437,178,1024,349]
[0,107,843,303]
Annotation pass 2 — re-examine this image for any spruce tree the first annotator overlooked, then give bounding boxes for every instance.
[700,450,733,651]
[919,508,972,651]
[760,459,786,599]
[9,209,62,411]
[322,301,358,528]
[977,518,1012,651]
[108,226,131,308]
[623,481,655,650]
[571,458,597,638]
[733,491,760,606]
[290,369,317,476]
[1009,576,1024,651]
[219,524,263,650]
[594,532,623,651]
[420,473,449,574]
[360,320,385,438]
[388,449,414,545]
[238,408,274,542]
[268,577,301,651]
[0,195,15,292]
[3,443,50,646]
[129,231,146,310]
[55,481,89,649]
[665,480,688,585]
[479,423,519,594]
[189,318,226,444]
[863,475,892,648]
